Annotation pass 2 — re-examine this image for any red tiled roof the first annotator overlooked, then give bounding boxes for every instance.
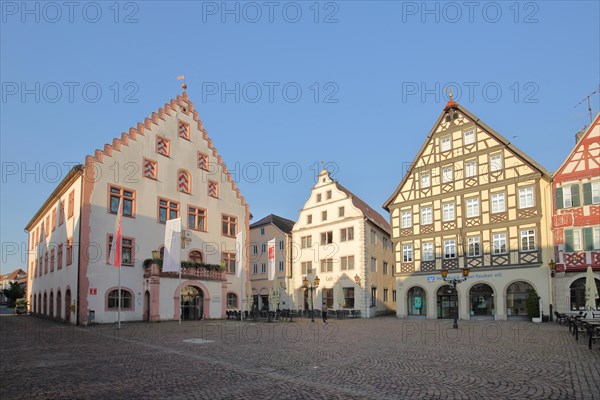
[336,183,391,234]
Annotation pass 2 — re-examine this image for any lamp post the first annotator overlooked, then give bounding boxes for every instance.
[303,276,320,322]
[441,267,470,329]
[548,259,556,321]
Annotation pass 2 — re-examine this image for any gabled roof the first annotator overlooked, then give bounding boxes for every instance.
[383,101,551,210]
[553,112,600,181]
[250,214,296,234]
[336,182,391,234]
[0,269,26,281]
[84,91,248,210]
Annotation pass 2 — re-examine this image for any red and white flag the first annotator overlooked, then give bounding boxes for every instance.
[109,198,123,267]
[267,238,276,281]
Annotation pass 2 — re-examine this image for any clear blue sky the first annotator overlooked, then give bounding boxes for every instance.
[1,0,599,273]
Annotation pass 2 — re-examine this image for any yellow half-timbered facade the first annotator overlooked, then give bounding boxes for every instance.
[384,99,554,321]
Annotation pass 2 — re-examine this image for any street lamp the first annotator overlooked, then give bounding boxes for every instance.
[441,267,470,329]
[548,259,556,278]
[303,276,320,322]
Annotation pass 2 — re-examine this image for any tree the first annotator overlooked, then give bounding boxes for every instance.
[526,288,541,318]
[2,281,25,307]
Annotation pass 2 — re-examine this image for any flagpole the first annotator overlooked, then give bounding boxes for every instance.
[118,264,121,330]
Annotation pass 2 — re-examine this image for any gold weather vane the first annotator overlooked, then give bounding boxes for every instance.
[446,87,453,100]
[177,75,187,91]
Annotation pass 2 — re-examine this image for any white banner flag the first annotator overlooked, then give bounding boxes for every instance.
[267,238,276,281]
[163,218,181,273]
[236,230,244,278]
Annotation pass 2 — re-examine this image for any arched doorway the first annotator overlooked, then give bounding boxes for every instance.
[181,286,203,320]
[506,281,533,319]
[43,292,48,315]
[65,289,71,322]
[143,291,150,321]
[570,277,600,310]
[437,285,457,319]
[469,284,494,319]
[37,293,41,314]
[32,295,36,314]
[407,286,427,317]
[56,290,62,320]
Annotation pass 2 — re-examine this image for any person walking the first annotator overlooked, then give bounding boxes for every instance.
[322,302,328,325]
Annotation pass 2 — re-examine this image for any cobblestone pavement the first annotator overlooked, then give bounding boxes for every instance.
[1,315,599,399]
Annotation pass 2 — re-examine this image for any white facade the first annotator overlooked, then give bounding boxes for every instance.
[26,92,249,324]
[290,169,395,317]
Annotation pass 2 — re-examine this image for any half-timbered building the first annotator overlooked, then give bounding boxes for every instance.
[552,113,600,312]
[384,98,554,321]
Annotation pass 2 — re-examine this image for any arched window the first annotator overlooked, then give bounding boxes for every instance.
[570,278,600,311]
[189,250,203,263]
[407,286,426,316]
[159,246,165,260]
[227,293,238,308]
[107,289,133,310]
[506,281,533,317]
[49,291,54,317]
[177,169,191,194]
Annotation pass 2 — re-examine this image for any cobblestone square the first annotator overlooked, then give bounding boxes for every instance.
[1,315,599,399]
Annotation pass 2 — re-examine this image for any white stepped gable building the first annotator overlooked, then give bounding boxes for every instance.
[26,91,250,324]
[291,169,396,317]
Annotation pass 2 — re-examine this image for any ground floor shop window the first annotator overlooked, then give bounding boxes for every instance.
[469,283,494,317]
[437,285,456,319]
[408,286,426,315]
[506,281,532,317]
[570,277,600,310]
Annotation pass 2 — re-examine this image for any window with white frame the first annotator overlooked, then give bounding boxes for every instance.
[422,242,434,261]
[592,182,600,204]
[492,233,507,254]
[518,187,534,208]
[320,259,333,273]
[490,154,503,172]
[321,231,333,245]
[465,160,477,178]
[440,136,451,152]
[463,128,476,145]
[340,227,354,242]
[572,230,582,251]
[442,203,455,221]
[467,237,481,257]
[420,172,431,189]
[491,193,506,213]
[443,240,456,259]
[383,262,389,275]
[421,207,432,225]
[261,244,266,253]
[593,227,600,250]
[340,255,354,270]
[301,236,312,249]
[563,186,574,208]
[383,237,388,250]
[301,261,313,274]
[402,244,413,262]
[520,229,536,251]
[279,240,284,250]
[401,211,412,228]
[442,166,453,183]
[466,198,480,218]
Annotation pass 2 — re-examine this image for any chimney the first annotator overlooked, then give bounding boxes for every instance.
[575,125,587,143]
